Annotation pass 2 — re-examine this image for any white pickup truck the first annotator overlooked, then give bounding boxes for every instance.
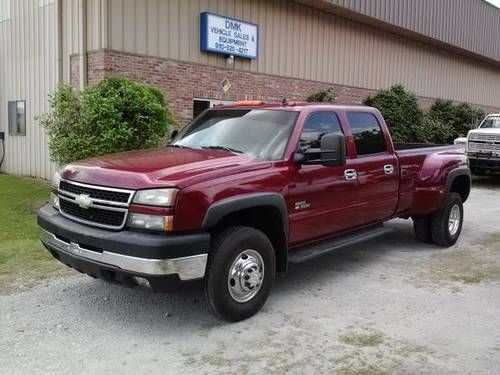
[466,114,500,176]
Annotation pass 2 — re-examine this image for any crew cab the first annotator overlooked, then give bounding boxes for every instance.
[38,102,470,321]
[466,113,500,175]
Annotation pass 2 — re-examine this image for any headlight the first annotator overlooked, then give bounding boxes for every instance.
[127,213,174,231]
[132,188,179,207]
[51,170,61,189]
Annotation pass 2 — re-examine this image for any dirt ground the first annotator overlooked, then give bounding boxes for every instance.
[1,182,500,374]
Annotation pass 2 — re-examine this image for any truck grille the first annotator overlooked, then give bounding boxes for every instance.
[468,132,500,154]
[469,133,500,142]
[469,142,500,152]
[59,180,131,204]
[57,180,134,230]
[59,198,127,228]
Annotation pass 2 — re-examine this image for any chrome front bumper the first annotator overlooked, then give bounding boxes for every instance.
[39,228,208,281]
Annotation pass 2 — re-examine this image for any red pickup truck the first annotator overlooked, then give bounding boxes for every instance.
[38,102,470,321]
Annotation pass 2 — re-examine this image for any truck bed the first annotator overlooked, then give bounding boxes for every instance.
[393,143,466,217]
[394,143,462,152]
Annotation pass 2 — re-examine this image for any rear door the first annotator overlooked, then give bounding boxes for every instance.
[344,111,399,224]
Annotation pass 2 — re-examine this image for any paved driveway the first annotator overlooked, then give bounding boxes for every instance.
[1,184,500,374]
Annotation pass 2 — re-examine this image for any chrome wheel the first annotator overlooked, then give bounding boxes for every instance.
[448,204,461,236]
[227,249,264,303]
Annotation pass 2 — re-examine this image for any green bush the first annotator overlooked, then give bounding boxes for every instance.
[40,77,175,165]
[306,88,337,103]
[364,85,486,144]
[413,115,456,144]
[427,99,485,137]
[364,85,423,143]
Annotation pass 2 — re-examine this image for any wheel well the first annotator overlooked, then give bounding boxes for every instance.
[450,175,470,202]
[212,206,288,275]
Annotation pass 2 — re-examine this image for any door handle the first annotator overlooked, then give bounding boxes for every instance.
[384,164,394,175]
[344,169,358,181]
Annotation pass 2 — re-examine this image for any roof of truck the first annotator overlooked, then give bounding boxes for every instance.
[215,101,374,112]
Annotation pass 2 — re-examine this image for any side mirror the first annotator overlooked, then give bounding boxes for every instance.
[168,128,179,144]
[320,133,346,167]
[295,133,346,166]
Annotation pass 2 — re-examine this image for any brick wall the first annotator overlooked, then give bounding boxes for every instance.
[71,49,499,125]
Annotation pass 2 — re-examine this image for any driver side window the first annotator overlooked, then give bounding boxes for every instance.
[300,111,343,152]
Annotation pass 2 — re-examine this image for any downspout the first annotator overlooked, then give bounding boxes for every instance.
[56,0,63,83]
[79,0,87,90]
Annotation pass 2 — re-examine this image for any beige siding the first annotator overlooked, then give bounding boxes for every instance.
[107,0,500,109]
[0,0,106,178]
[62,0,108,82]
[0,0,57,179]
[323,0,500,64]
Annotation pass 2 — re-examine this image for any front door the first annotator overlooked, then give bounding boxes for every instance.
[288,111,359,246]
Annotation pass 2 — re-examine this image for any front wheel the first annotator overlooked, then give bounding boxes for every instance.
[204,226,275,322]
[431,193,464,247]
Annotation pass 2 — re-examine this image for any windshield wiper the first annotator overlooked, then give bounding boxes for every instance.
[167,144,194,149]
[201,145,244,154]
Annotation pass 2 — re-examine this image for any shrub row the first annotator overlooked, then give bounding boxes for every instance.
[308,85,485,144]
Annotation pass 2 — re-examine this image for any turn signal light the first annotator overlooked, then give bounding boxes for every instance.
[127,213,174,232]
[164,215,174,232]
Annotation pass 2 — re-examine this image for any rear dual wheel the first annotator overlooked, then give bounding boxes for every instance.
[413,193,463,247]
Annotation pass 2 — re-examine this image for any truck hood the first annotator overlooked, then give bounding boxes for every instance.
[468,128,500,135]
[61,147,271,190]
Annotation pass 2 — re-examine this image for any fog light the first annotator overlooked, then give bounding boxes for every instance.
[50,192,60,210]
[127,213,174,232]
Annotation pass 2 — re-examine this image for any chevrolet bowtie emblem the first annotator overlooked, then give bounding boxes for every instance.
[75,194,93,209]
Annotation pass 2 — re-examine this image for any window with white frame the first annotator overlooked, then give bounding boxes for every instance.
[8,101,26,136]
[39,0,55,7]
[0,0,10,22]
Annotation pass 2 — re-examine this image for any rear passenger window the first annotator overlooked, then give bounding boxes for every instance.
[346,112,387,155]
[300,112,342,152]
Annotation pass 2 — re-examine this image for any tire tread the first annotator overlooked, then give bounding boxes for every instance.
[204,226,275,322]
[431,193,463,247]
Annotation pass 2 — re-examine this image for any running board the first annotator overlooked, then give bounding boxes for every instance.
[288,224,392,263]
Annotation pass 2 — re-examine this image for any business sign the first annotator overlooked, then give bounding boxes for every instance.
[200,12,258,59]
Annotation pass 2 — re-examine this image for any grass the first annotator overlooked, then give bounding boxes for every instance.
[0,174,69,293]
[333,328,433,374]
[339,329,385,348]
[487,232,500,246]
[412,232,500,289]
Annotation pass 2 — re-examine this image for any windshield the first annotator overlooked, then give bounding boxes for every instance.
[479,116,500,129]
[173,109,298,160]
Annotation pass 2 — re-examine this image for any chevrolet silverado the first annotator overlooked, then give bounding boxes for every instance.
[38,102,470,321]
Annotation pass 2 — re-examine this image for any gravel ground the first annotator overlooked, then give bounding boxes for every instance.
[1,185,500,374]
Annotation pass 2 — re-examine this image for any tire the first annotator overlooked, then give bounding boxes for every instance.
[204,226,275,322]
[430,193,464,247]
[412,215,433,244]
